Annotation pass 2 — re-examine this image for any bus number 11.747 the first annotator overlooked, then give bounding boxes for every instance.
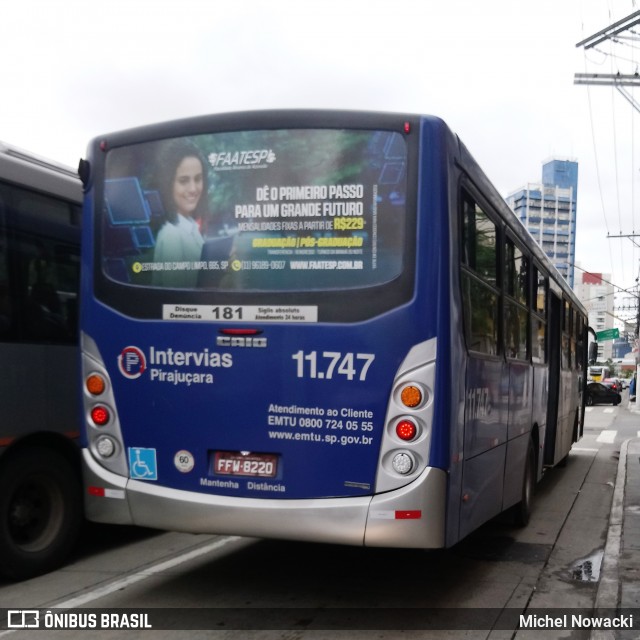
[291,351,375,381]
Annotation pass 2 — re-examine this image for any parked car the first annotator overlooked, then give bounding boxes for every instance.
[603,378,622,393]
[586,382,621,406]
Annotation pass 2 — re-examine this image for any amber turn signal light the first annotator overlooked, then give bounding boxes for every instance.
[400,385,422,408]
[86,374,106,396]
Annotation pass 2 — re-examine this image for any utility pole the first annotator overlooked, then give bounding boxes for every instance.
[574,11,640,113]
[575,10,640,49]
[575,11,640,346]
[574,73,640,113]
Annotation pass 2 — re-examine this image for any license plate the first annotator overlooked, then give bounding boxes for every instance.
[213,451,278,478]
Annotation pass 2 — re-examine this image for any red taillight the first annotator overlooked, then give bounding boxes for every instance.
[396,419,418,441]
[219,328,262,335]
[88,486,105,497]
[395,510,422,519]
[91,405,110,426]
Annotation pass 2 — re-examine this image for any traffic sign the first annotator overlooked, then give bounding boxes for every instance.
[596,328,620,341]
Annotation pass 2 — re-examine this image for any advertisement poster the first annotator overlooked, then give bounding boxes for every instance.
[102,128,407,291]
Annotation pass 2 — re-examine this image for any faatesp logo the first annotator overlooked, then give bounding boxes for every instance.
[208,149,276,170]
[118,346,147,379]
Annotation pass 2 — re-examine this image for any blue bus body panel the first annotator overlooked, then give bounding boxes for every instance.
[85,307,434,500]
[80,115,456,508]
[81,112,587,550]
[415,118,456,474]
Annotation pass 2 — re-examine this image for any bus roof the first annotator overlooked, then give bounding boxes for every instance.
[0,141,81,202]
[454,133,586,317]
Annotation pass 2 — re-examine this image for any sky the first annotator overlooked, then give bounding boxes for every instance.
[1,0,639,316]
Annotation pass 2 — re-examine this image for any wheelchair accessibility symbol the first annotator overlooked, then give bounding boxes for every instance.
[128,447,158,481]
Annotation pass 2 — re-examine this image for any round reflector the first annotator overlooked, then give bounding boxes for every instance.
[396,419,418,441]
[96,436,115,458]
[392,452,414,475]
[400,385,422,408]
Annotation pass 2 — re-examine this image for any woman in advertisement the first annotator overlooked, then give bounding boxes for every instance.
[152,140,209,287]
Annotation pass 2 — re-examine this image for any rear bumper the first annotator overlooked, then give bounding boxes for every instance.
[82,448,446,548]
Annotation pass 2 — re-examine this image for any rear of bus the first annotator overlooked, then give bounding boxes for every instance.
[80,111,453,548]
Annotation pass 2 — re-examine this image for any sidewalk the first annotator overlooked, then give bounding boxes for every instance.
[592,403,640,639]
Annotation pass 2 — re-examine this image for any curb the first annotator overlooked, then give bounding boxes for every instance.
[590,437,630,640]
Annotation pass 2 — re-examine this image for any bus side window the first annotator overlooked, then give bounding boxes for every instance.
[21,240,79,343]
[531,266,547,364]
[561,299,571,369]
[15,192,80,343]
[0,194,10,339]
[571,308,578,370]
[504,237,529,360]
[576,313,584,371]
[460,192,499,355]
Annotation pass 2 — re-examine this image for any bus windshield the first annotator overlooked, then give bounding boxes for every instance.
[100,128,408,304]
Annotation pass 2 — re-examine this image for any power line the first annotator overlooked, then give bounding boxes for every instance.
[571,262,639,298]
[575,10,640,294]
[575,10,640,50]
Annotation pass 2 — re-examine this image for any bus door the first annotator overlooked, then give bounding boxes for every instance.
[543,290,561,466]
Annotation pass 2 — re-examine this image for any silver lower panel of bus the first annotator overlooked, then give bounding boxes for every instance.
[82,449,446,548]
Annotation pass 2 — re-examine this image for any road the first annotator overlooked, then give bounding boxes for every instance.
[1,400,637,639]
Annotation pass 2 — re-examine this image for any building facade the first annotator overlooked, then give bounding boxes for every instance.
[507,159,578,287]
[573,271,615,362]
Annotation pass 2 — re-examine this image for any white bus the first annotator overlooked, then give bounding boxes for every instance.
[0,142,82,580]
[588,365,610,383]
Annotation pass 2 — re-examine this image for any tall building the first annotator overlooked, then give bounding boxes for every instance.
[507,159,578,287]
[573,271,615,362]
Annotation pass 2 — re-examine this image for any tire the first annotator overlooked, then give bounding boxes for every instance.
[0,447,82,581]
[512,439,536,527]
[586,395,594,406]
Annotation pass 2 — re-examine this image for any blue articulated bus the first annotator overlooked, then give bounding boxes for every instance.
[79,110,587,548]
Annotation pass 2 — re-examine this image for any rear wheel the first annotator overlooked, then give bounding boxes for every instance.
[0,447,82,580]
[512,439,536,527]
